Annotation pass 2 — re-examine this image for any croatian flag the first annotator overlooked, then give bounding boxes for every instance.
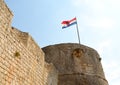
[61,17,77,29]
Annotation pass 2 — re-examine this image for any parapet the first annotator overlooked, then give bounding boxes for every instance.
[11,27,44,57]
[11,27,29,46]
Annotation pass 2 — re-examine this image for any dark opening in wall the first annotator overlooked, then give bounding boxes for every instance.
[14,51,21,59]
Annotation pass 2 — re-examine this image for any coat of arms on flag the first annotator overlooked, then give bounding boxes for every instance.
[61,17,81,44]
[61,17,77,29]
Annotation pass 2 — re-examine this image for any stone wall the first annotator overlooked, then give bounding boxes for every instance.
[0,23,45,85]
[0,0,13,30]
[0,0,58,85]
[42,43,109,85]
[11,27,29,47]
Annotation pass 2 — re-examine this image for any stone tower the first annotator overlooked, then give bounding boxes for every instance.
[42,43,109,85]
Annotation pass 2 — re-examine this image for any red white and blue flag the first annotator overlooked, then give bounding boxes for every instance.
[61,17,77,29]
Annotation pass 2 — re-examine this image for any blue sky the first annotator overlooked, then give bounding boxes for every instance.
[4,0,120,85]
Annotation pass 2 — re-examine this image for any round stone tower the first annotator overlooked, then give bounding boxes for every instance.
[42,43,109,85]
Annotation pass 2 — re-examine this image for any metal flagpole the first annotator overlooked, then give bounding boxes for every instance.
[75,17,81,45]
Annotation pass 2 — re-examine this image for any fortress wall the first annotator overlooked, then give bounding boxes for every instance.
[10,27,44,61]
[0,0,44,84]
[0,0,13,29]
[26,33,44,58]
[0,0,58,85]
[11,27,29,47]
[0,27,45,84]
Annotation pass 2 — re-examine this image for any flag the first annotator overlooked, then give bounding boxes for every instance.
[61,17,77,29]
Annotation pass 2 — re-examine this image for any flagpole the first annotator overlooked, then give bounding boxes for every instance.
[75,18,81,45]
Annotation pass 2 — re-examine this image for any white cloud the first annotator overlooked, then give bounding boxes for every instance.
[71,0,117,31]
[103,61,120,85]
[108,0,120,6]
[71,0,105,11]
[71,0,120,8]
[96,40,111,55]
[81,15,116,31]
[89,18,116,30]
[71,0,88,6]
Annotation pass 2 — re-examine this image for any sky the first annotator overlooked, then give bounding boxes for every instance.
[4,0,120,85]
